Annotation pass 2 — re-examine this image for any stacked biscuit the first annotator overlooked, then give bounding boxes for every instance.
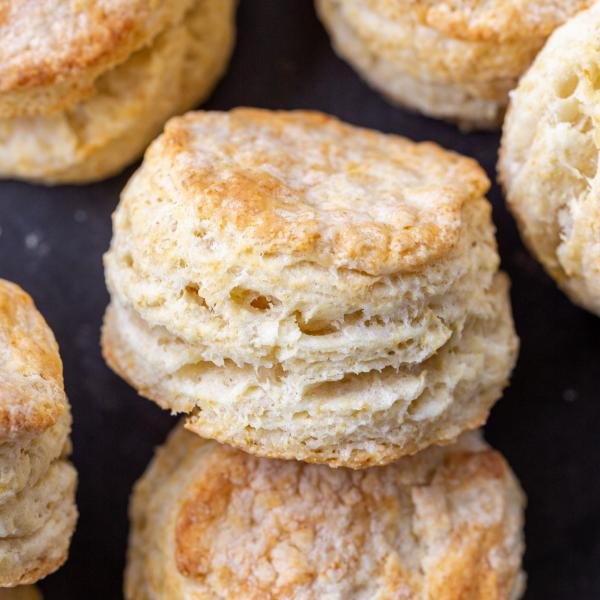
[316,0,591,129]
[0,0,236,184]
[0,280,77,594]
[102,108,525,597]
[103,108,518,467]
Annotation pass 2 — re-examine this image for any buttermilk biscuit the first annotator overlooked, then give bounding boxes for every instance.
[125,425,526,599]
[0,0,236,184]
[499,4,600,316]
[0,280,77,587]
[103,108,518,468]
[316,0,591,129]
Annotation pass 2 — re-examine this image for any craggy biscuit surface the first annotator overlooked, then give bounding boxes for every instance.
[126,426,526,599]
[316,0,591,129]
[499,3,600,316]
[0,280,77,586]
[103,109,518,467]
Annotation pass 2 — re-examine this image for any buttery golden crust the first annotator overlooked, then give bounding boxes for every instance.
[134,108,489,276]
[364,0,589,42]
[499,2,600,316]
[0,0,236,184]
[0,0,194,117]
[0,280,67,437]
[316,0,591,129]
[125,426,526,599]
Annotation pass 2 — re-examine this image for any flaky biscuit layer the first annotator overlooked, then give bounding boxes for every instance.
[103,272,516,468]
[0,461,77,587]
[499,3,600,316]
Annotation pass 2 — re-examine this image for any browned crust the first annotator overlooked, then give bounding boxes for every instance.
[363,0,592,43]
[0,279,67,436]
[129,425,525,599]
[151,108,490,276]
[174,444,520,596]
[0,0,194,115]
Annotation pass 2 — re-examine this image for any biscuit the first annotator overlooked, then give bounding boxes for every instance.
[316,0,591,129]
[0,587,41,600]
[125,425,526,599]
[0,280,77,587]
[103,108,518,468]
[499,3,600,316]
[0,0,236,184]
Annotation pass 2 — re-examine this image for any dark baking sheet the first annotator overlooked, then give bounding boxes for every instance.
[1,2,599,598]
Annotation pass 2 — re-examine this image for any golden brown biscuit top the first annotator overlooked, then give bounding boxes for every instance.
[0,279,67,436]
[170,432,522,598]
[143,108,489,276]
[0,0,192,97]
[346,0,592,42]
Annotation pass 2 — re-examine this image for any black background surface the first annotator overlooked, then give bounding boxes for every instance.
[1,2,599,598]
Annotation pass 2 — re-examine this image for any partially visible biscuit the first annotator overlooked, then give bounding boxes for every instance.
[0,464,77,587]
[125,425,526,599]
[103,108,518,468]
[499,3,600,316]
[0,0,236,184]
[0,280,77,587]
[0,0,194,118]
[316,0,591,129]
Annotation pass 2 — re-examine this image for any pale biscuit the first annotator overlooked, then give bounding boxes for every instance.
[316,0,591,129]
[0,280,77,587]
[0,0,236,184]
[103,109,518,468]
[499,3,600,316]
[125,425,526,599]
